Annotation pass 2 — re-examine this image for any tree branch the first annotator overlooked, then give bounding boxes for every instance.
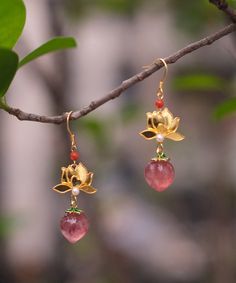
[209,0,236,22]
[6,22,236,124]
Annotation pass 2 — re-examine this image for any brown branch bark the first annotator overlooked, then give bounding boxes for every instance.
[6,22,236,124]
[209,0,236,22]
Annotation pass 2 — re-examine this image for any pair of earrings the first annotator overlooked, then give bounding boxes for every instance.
[52,59,185,244]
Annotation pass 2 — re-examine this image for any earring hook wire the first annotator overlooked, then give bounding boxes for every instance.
[159,58,168,84]
[66,111,77,150]
[157,58,168,99]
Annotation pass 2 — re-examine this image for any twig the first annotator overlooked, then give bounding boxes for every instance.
[209,0,236,22]
[6,23,236,124]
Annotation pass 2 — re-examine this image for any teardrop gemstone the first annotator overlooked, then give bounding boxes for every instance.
[60,211,89,244]
[144,160,175,192]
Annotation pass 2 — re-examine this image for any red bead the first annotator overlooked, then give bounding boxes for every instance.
[60,212,89,244]
[155,99,164,109]
[70,151,79,161]
[144,160,175,192]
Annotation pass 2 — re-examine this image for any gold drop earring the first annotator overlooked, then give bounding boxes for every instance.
[140,59,185,192]
[52,111,97,244]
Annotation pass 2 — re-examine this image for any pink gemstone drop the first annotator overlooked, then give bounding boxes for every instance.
[144,160,175,192]
[60,212,89,244]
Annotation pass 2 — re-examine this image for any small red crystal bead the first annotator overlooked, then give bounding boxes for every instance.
[155,99,164,109]
[70,150,79,161]
[60,212,89,244]
[144,160,175,192]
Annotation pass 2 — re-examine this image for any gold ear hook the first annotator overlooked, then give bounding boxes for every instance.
[159,58,168,84]
[142,58,168,98]
[157,58,168,99]
[66,111,77,150]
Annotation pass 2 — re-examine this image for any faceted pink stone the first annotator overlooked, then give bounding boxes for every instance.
[144,160,175,192]
[60,212,89,244]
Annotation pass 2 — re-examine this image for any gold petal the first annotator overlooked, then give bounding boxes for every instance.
[139,129,157,140]
[61,167,68,183]
[52,183,72,194]
[76,163,88,183]
[146,112,154,129]
[169,117,180,132]
[85,172,93,186]
[79,185,97,194]
[68,165,76,176]
[156,111,165,125]
[152,111,160,128]
[71,175,81,186]
[166,132,185,141]
[162,108,174,127]
[156,123,168,135]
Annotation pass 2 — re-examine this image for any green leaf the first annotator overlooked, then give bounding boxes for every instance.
[0,49,19,97]
[173,73,226,92]
[214,98,236,120]
[18,37,77,68]
[0,0,26,48]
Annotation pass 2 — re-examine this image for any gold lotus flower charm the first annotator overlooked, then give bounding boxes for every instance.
[53,163,97,195]
[140,108,184,143]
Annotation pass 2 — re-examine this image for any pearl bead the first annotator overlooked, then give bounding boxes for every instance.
[72,187,80,196]
[156,134,164,142]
